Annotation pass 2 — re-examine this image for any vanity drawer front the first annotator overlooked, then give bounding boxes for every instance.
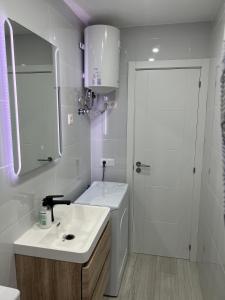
[92,254,110,300]
[15,255,82,300]
[82,222,111,300]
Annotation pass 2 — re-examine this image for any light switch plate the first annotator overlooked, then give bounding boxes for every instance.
[100,158,115,167]
[68,113,74,125]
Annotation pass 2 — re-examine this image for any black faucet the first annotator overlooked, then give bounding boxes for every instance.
[42,195,71,222]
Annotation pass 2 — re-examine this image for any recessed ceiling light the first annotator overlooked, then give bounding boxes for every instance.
[148,58,155,62]
[152,47,159,53]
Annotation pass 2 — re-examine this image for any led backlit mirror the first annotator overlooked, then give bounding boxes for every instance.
[4,19,62,175]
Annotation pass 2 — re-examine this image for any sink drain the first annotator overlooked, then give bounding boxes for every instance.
[63,234,75,241]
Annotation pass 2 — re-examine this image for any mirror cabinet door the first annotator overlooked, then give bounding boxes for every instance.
[4,19,62,175]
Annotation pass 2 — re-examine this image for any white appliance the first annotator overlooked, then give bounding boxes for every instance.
[84,25,120,94]
[0,286,20,300]
[75,181,129,297]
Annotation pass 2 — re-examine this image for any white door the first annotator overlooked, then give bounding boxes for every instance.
[133,68,201,259]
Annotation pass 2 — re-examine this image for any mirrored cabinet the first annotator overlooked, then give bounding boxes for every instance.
[4,19,62,175]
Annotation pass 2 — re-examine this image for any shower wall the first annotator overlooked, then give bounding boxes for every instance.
[197,2,225,299]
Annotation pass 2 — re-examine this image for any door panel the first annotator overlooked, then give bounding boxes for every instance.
[133,68,201,259]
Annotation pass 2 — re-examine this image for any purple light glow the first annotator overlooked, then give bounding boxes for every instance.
[5,19,22,176]
[0,16,17,179]
[0,17,12,165]
[54,48,62,157]
[63,0,91,25]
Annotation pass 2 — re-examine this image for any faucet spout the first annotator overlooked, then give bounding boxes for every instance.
[42,195,71,222]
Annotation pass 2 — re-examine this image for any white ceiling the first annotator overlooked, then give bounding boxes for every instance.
[67,0,222,28]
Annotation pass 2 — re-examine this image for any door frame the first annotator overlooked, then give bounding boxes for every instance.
[127,59,209,261]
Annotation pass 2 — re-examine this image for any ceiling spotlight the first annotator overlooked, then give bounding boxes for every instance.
[152,47,159,53]
[148,58,155,62]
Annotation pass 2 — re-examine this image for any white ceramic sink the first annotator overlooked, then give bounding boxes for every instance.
[14,204,110,263]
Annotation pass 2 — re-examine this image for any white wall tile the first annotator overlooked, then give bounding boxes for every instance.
[197,3,225,299]
[91,166,126,183]
[61,105,79,147]
[0,211,35,286]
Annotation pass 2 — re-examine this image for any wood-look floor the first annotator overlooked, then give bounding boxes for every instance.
[104,254,203,300]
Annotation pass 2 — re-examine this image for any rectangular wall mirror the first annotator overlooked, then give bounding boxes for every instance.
[4,19,62,176]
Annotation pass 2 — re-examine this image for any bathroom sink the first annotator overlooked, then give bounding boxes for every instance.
[14,204,110,263]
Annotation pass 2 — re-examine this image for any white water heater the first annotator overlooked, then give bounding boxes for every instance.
[84,25,120,94]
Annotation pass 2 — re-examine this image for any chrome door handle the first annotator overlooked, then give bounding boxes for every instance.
[136,161,150,168]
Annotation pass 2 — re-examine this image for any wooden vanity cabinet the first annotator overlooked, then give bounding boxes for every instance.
[15,222,111,300]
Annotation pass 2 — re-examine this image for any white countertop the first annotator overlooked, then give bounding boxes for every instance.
[76,181,128,210]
